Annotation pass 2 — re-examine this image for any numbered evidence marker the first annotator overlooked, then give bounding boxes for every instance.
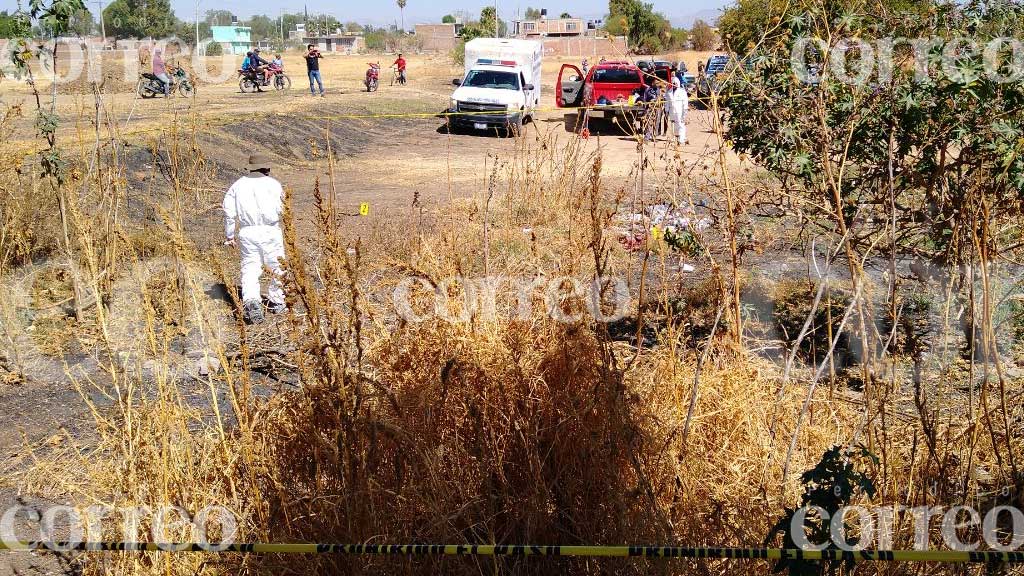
[359,202,370,216]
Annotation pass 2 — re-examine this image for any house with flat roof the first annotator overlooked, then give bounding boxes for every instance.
[303,34,365,54]
[211,25,252,54]
[513,17,591,37]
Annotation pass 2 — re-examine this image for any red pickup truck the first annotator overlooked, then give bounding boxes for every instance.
[556,60,646,108]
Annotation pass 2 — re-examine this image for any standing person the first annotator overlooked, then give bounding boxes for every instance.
[305,44,324,97]
[668,76,689,146]
[223,154,287,324]
[641,77,662,143]
[152,48,171,97]
[392,53,407,84]
[581,57,589,75]
[675,61,687,85]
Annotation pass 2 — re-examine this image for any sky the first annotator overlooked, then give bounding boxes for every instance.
[0,0,732,28]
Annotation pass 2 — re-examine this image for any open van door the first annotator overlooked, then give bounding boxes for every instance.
[556,63,584,108]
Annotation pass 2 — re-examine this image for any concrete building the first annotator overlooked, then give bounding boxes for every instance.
[211,25,252,55]
[414,23,462,53]
[513,17,590,38]
[302,34,365,54]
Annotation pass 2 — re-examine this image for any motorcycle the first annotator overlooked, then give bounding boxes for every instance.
[137,66,194,98]
[239,64,291,93]
[365,62,380,92]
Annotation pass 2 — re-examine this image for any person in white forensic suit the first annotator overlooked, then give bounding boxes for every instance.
[668,76,689,146]
[223,154,286,324]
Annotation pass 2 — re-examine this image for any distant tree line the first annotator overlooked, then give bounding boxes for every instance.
[604,0,717,54]
[0,2,365,46]
[2,0,719,55]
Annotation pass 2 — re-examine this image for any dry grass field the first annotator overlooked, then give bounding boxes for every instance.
[0,45,1019,576]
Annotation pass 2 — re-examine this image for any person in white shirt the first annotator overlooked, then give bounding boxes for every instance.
[668,76,689,146]
[223,154,286,324]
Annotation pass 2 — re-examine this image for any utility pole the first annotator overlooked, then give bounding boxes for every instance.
[92,0,105,40]
[194,0,200,53]
[279,8,283,44]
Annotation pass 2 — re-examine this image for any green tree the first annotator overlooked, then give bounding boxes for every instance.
[68,7,94,35]
[689,18,716,50]
[717,0,787,54]
[441,14,455,24]
[280,12,303,38]
[727,0,1024,375]
[560,12,572,18]
[453,5,506,63]
[524,7,541,19]
[305,14,340,36]
[247,14,276,41]
[344,21,363,33]
[397,0,406,31]
[479,6,506,36]
[104,0,177,38]
[670,27,688,49]
[0,10,31,38]
[606,0,669,53]
[175,19,210,44]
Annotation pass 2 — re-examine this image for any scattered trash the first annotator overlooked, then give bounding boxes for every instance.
[197,356,222,377]
[613,204,711,254]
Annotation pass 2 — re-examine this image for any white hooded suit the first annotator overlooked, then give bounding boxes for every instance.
[668,77,689,145]
[223,173,286,308]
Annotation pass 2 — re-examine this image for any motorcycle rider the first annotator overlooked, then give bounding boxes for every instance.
[152,48,171,97]
[271,53,283,70]
[223,154,286,324]
[392,53,407,84]
[251,47,272,86]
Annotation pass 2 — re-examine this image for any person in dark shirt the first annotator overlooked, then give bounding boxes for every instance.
[641,77,664,142]
[305,44,324,97]
[251,48,271,86]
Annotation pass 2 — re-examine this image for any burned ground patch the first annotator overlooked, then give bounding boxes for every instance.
[216,113,435,161]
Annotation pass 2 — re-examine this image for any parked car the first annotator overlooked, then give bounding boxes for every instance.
[557,60,645,108]
[556,60,647,133]
[694,54,733,108]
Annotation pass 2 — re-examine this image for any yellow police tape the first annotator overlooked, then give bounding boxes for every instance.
[282,102,655,121]
[1,542,1022,563]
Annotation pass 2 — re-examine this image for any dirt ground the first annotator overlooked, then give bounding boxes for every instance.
[4,51,735,249]
[0,50,735,575]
